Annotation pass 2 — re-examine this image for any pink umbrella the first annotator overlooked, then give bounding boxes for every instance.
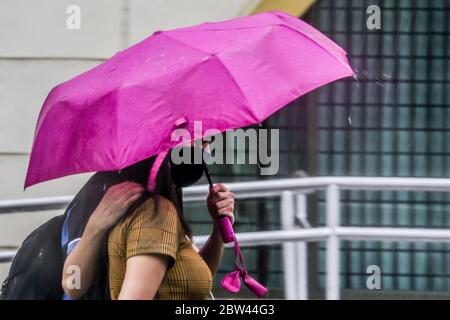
[25,10,354,297]
[25,10,353,189]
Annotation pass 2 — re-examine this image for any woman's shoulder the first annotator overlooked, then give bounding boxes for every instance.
[135,194,177,215]
[108,194,183,267]
[121,195,179,230]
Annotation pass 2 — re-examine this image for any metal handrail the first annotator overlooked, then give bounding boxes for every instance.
[2,177,448,212]
[0,176,449,300]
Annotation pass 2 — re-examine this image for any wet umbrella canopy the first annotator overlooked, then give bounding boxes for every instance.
[25,10,354,189]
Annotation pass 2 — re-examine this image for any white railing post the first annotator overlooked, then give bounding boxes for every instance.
[326,184,340,300]
[281,191,297,300]
[295,193,308,300]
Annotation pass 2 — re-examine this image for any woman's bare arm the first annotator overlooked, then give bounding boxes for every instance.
[199,183,235,276]
[61,226,106,299]
[62,181,144,299]
[199,222,225,276]
[118,255,169,300]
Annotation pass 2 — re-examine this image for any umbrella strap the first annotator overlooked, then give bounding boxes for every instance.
[147,116,188,191]
[220,235,268,298]
[232,236,245,272]
[147,150,169,191]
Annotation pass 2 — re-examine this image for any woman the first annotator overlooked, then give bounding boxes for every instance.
[61,145,235,300]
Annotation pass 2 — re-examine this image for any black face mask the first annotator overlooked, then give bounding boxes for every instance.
[170,146,207,188]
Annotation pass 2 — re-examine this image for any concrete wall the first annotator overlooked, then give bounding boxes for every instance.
[0,0,260,283]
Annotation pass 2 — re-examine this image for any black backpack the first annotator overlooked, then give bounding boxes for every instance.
[0,213,110,300]
[0,215,65,300]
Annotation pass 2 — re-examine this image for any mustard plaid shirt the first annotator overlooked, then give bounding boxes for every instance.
[107,196,213,300]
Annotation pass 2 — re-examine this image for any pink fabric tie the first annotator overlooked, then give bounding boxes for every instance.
[220,237,268,298]
[147,116,188,191]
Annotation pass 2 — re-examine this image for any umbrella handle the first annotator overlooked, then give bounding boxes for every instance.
[203,162,214,189]
[203,163,236,244]
[216,215,235,243]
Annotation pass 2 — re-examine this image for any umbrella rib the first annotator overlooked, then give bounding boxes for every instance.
[160,32,210,56]
[211,55,255,121]
[169,24,281,33]
[164,11,312,34]
[160,33,255,122]
[163,22,349,70]
[163,24,350,79]
[276,23,351,71]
